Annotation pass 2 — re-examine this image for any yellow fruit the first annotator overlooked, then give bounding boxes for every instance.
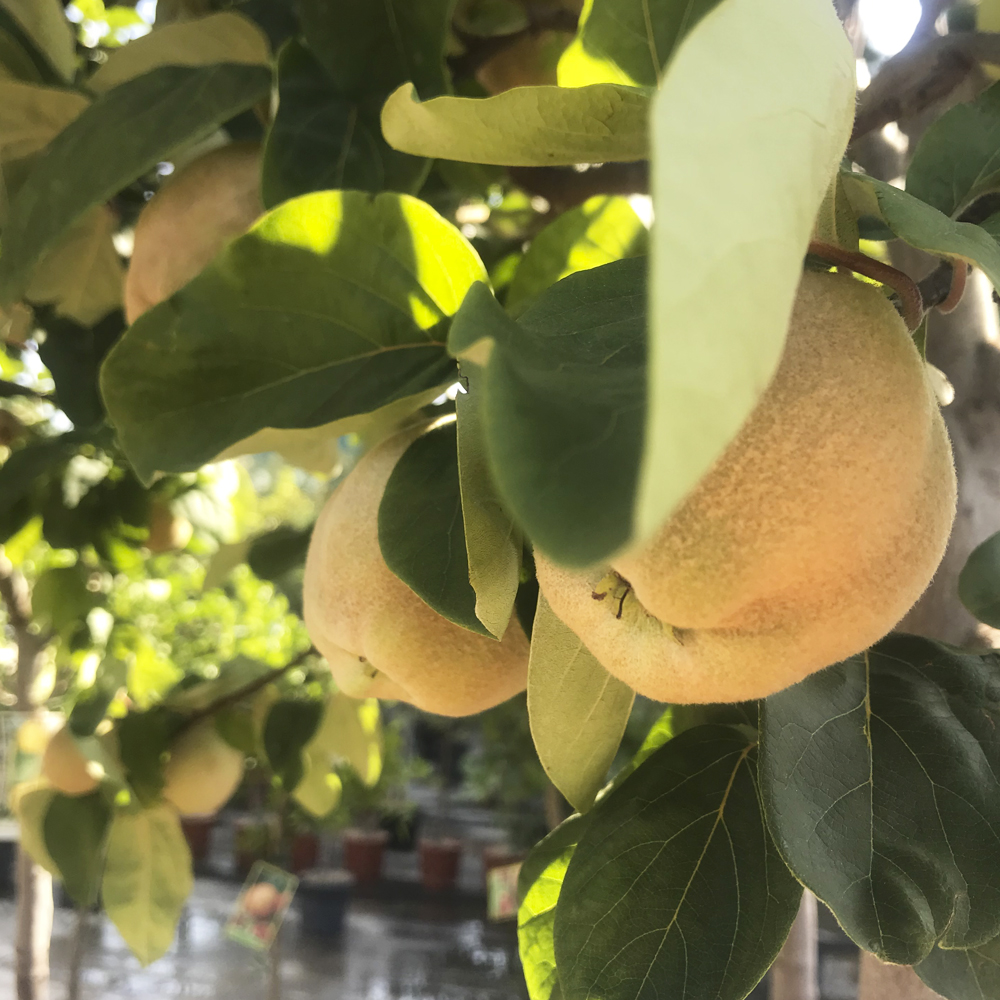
[162,722,244,817]
[302,426,530,717]
[17,711,63,755]
[41,725,100,796]
[146,500,193,553]
[537,270,957,704]
[124,142,262,324]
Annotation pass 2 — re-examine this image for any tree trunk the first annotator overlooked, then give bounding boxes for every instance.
[769,891,819,1000]
[1,555,53,1000]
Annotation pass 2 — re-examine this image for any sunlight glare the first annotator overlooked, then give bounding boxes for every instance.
[858,0,922,56]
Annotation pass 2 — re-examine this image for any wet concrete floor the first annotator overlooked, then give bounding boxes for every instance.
[0,877,528,1000]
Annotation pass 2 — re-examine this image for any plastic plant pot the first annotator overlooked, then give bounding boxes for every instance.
[341,829,389,885]
[419,837,463,892]
[297,869,355,936]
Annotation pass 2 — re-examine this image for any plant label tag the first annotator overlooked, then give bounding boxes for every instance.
[225,861,298,951]
[487,861,521,922]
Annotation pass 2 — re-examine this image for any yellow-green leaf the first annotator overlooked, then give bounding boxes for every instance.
[102,804,193,966]
[9,779,59,875]
[306,694,383,787]
[25,204,123,325]
[506,194,647,316]
[635,0,855,541]
[381,81,649,166]
[527,594,634,812]
[87,12,271,94]
[1,0,75,82]
[0,80,88,161]
[456,364,521,638]
[293,749,344,817]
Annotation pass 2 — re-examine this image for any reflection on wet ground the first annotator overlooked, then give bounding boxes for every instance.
[0,878,529,1000]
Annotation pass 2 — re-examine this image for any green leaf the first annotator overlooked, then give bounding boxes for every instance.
[842,172,1000,290]
[116,709,179,805]
[450,262,645,567]
[527,594,634,812]
[102,804,193,966]
[293,748,343,817]
[261,38,428,207]
[10,780,59,874]
[381,82,650,166]
[101,190,480,481]
[248,524,311,582]
[506,195,647,316]
[87,12,271,94]
[455,363,521,638]
[958,531,1000,627]
[759,634,1000,964]
[557,0,722,89]
[31,564,98,633]
[635,0,855,541]
[0,0,75,82]
[555,725,801,1000]
[518,814,589,1000]
[306,694,383,786]
[43,792,111,906]
[0,80,88,161]
[907,82,1000,218]
[378,418,488,636]
[0,62,272,306]
[296,0,454,98]
[916,935,1000,1000]
[263,699,323,791]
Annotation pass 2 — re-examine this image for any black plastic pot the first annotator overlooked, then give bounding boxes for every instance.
[297,869,355,936]
[0,825,17,899]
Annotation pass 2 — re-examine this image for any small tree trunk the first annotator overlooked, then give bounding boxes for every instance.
[769,891,819,1000]
[1,555,54,1000]
[14,849,52,1000]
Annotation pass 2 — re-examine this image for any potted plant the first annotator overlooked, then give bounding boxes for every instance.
[418,836,463,892]
[297,868,355,936]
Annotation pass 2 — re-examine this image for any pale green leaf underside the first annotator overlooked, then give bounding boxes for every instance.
[456,365,521,639]
[636,0,855,541]
[527,594,634,812]
[102,805,193,966]
[842,172,1000,291]
[381,81,650,166]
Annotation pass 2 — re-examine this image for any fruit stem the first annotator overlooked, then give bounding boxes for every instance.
[807,240,924,332]
[938,261,968,314]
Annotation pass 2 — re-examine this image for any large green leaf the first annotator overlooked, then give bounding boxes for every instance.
[555,725,801,1000]
[916,936,1000,1000]
[760,634,1000,964]
[296,0,454,97]
[0,80,88,162]
[263,699,323,792]
[86,12,271,94]
[635,0,854,541]
[558,0,723,88]
[102,804,193,966]
[518,814,589,1000]
[0,0,74,82]
[381,82,650,166]
[527,594,633,812]
[958,531,1000,628]
[455,363,521,638]
[907,82,1000,218]
[43,792,111,906]
[0,63,272,306]
[842,172,1000,290]
[506,195,647,316]
[101,191,483,481]
[378,418,489,636]
[450,262,645,567]
[262,39,429,206]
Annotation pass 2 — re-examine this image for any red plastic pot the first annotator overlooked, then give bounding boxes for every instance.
[180,815,215,866]
[342,829,388,885]
[419,838,463,892]
[291,831,321,874]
